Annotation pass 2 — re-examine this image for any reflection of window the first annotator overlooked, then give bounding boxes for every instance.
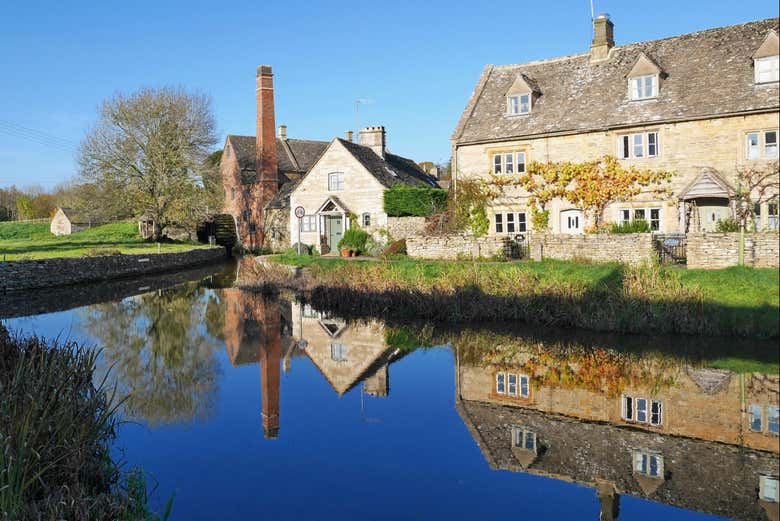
[330,343,347,362]
[769,406,779,435]
[760,475,780,502]
[750,404,763,431]
[750,404,779,434]
[302,304,319,318]
[496,372,529,397]
[328,172,345,191]
[496,372,506,394]
[633,450,663,478]
[512,426,536,450]
[622,396,662,425]
[508,373,517,396]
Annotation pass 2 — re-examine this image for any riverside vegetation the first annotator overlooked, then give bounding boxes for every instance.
[0,325,172,520]
[254,254,778,339]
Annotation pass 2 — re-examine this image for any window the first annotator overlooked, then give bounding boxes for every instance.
[768,406,779,435]
[629,74,658,100]
[634,209,646,222]
[492,151,527,174]
[496,372,506,394]
[650,209,661,231]
[508,373,518,396]
[520,375,529,397]
[750,404,763,432]
[618,207,662,231]
[242,210,250,220]
[633,451,663,478]
[330,343,347,362]
[512,427,536,450]
[755,55,780,83]
[328,172,345,191]
[747,133,761,160]
[620,209,631,225]
[302,304,319,318]
[362,213,371,227]
[766,131,778,158]
[747,130,779,160]
[622,396,662,425]
[508,94,531,115]
[760,475,780,502]
[619,131,659,159]
[248,222,256,234]
[494,212,527,234]
[769,200,779,231]
[301,215,317,232]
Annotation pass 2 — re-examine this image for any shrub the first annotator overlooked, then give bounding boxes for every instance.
[337,228,369,254]
[609,220,651,233]
[383,186,448,217]
[364,236,387,257]
[531,209,550,232]
[382,239,407,258]
[716,217,740,232]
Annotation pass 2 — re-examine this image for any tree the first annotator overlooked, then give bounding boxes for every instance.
[78,87,217,240]
[733,160,779,231]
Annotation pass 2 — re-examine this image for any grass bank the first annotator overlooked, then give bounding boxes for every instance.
[0,324,171,520]
[260,254,779,339]
[0,221,205,260]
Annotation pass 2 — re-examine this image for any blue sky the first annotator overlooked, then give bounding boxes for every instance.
[0,0,777,189]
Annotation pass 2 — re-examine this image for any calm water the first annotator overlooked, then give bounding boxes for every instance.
[2,262,779,521]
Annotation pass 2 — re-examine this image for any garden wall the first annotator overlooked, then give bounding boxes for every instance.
[386,216,427,240]
[530,233,654,266]
[687,233,779,269]
[0,247,227,292]
[407,235,509,260]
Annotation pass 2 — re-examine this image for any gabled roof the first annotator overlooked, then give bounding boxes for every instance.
[626,52,663,77]
[678,167,735,200]
[56,207,91,224]
[453,18,779,145]
[753,29,779,58]
[506,73,540,96]
[224,135,328,174]
[336,138,439,189]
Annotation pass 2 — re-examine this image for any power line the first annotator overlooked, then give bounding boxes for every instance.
[0,119,78,153]
[0,120,78,146]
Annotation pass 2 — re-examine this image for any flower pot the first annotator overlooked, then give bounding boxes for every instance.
[349,250,357,257]
[340,248,351,257]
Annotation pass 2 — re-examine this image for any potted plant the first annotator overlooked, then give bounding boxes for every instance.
[338,228,369,258]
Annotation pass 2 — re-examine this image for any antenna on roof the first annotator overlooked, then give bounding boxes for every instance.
[355,98,376,138]
[589,0,595,19]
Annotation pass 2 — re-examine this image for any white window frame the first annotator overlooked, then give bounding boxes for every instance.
[519,374,529,398]
[494,212,528,234]
[301,215,317,232]
[746,130,779,160]
[617,207,663,231]
[629,74,658,100]
[760,475,780,502]
[507,93,531,115]
[511,426,537,450]
[622,395,662,426]
[750,403,764,432]
[496,372,506,395]
[330,342,348,362]
[328,172,345,191]
[755,55,780,84]
[618,131,659,159]
[508,373,518,396]
[633,450,664,478]
[492,151,528,175]
[768,405,779,435]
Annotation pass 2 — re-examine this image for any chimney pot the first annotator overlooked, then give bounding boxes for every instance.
[257,64,273,76]
[359,126,386,158]
[278,125,287,140]
[345,130,354,142]
[590,14,615,62]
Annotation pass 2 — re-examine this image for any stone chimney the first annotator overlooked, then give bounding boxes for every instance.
[278,125,287,140]
[256,65,278,195]
[590,13,615,62]
[359,126,386,158]
[345,130,354,142]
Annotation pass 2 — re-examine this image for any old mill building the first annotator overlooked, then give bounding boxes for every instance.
[452,16,780,234]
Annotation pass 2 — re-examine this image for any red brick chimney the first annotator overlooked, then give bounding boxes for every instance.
[256,65,279,198]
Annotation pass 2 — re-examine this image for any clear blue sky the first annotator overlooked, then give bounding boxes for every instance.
[1,0,777,189]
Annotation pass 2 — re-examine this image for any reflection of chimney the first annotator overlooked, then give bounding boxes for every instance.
[259,297,281,439]
[256,65,279,197]
[596,481,620,521]
[364,364,389,397]
[590,13,615,62]
[359,126,386,158]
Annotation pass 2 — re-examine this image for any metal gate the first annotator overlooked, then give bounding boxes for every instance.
[653,234,687,265]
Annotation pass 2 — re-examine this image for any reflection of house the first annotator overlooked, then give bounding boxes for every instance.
[221,289,297,438]
[291,302,406,396]
[452,17,779,233]
[456,350,780,520]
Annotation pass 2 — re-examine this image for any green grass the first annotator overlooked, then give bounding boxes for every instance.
[0,221,208,260]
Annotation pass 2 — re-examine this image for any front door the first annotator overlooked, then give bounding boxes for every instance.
[560,209,583,234]
[328,216,344,250]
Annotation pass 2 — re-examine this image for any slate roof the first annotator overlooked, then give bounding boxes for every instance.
[225,135,328,174]
[453,18,780,145]
[57,207,91,224]
[336,138,440,188]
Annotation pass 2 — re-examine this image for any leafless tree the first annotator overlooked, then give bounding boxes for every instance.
[78,87,217,240]
[734,160,779,230]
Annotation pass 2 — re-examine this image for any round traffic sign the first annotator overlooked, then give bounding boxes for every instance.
[294,206,305,219]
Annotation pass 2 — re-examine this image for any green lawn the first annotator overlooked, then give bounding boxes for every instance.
[0,221,207,260]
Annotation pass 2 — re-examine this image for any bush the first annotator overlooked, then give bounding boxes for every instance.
[383,186,448,217]
[531,210,550,232]
[609,220,651,233]
[382,239,407,258]
[288,243,314,255]
[716,218,740,232]
[337,228,369,254]
[364,236,387,257]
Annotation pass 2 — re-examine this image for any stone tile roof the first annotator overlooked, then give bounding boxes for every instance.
[57,207,91,224]
[336,138,440,189]
[225,135,328,174]
[453,18,780,144]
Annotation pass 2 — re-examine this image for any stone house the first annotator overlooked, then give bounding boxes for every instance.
[288,126,438,254]
[50,207,91,235]
[220,65,328,251]
[452,16,780,234]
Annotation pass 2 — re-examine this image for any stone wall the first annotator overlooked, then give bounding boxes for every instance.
[530,233,654,265]
[407,235,509,260]
[687,233,780,269]
[386,216,427,239]
[0,247,227,292]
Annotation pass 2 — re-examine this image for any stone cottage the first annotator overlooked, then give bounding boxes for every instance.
[452,16,779,234]
[50,207,91,235]
[289,126,438,254]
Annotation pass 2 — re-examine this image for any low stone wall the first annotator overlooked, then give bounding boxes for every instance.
[387,216,427,240]
[0,247,227,292]
[687,233,779,269]
[530,233,654,265]
[407,235,509,260]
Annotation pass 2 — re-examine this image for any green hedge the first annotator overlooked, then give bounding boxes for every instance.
[383,186,448,217]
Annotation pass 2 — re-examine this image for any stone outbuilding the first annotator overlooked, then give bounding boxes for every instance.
[50,207,92,236]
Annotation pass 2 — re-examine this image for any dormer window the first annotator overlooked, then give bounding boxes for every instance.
[630,74,658,100]
[755,56,779,83]
[508,94,531,115]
